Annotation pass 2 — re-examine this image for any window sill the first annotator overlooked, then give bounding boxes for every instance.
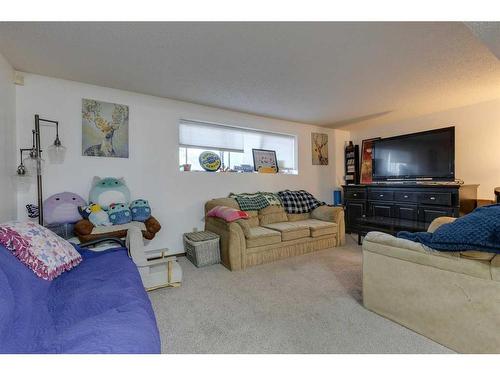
[179,170,298,175]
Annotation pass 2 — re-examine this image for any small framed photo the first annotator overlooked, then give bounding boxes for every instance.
[252,149,279,173]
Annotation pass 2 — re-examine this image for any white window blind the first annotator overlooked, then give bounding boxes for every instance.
[179,119,297,171]
[179,120,244,152]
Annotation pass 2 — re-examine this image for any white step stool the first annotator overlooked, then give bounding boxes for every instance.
[126,227,182,291]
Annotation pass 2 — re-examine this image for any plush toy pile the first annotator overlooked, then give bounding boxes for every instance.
[41,176,160,242]
[78,177,152,227]
[43,177,161,242]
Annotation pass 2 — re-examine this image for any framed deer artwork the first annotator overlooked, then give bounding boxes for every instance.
[311,132,328,165]
[82,98,129,158]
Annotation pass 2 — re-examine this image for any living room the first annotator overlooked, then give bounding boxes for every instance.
[1,1,500,372]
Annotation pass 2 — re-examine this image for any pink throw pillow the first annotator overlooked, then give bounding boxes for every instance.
[207,206,249,222]
[0,221,82,280]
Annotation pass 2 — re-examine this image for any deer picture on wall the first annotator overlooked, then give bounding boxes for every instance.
[82,98,129,158]
[311,132,329,165]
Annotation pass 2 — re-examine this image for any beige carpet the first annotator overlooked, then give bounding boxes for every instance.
[149,236,453,353]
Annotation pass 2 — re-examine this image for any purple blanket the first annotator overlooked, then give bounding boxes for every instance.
[0,244,160,353]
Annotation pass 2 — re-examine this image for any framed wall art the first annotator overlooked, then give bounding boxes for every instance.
[360,137,380,184]
[311,132,328,165]
[82,98,129,158]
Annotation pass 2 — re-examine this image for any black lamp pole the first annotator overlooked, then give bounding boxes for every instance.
[17,114,64,225]
[34,115,43,225]
[33,114,60,225]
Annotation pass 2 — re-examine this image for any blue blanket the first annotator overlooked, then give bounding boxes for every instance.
[0,244,161,353]
[398,204,500,254]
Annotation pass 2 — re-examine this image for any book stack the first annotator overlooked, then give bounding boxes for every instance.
[344,141,360,185]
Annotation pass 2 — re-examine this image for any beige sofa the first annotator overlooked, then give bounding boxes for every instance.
[204,197,345,271]
[362,217,500,353]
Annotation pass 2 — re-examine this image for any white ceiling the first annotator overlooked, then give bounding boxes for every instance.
[466,22,500,60]
[0,22,499,129]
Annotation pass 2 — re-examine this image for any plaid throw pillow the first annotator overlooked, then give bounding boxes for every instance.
[229,193,270,211]
[277,190,325,214]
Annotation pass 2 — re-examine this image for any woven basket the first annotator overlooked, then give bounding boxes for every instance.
[183,231,220,267]
[45,223,75,240]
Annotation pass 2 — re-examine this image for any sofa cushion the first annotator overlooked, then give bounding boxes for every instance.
[427,216,456,233]
[245,226,282,248]
[259,206,288,225]
[287,213,311,222]
[259,205,284,215]
[364,231,493,280]
[492,255,500,281]
[311,205,342,222]
[237,220,253,237]
[261,221,310,241]
[244,210,259,227]
[295,219,337,238]
[460,251,496,261]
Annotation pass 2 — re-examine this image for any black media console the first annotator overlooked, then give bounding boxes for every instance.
[343,183,478,243]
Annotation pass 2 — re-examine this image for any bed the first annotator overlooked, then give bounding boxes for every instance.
[0,243,161,354]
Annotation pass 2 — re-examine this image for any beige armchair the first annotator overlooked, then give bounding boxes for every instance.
[362,216,500,353]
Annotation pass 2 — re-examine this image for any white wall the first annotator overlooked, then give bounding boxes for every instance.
[0,52,16,222]
[348,98,500,200]
[16,73,347,253]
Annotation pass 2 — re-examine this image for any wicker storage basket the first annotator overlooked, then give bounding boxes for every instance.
[45,223,75,240]
[183,231,220,267]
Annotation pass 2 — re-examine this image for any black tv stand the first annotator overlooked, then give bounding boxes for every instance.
[342,183,478,242]
[355,216,429,245]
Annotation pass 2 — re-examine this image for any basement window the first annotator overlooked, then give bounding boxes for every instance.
[178,119,297,174]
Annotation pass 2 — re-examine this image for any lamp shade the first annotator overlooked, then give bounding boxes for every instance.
[13,173,33,192]
[24,156,45,175]
[47,143,66,164]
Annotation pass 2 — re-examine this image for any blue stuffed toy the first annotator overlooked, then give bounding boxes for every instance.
[130,199,151,222]
[108,203,132,225]
[89,177,131,211]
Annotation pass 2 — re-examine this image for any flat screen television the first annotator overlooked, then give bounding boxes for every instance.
[372,127,455,182]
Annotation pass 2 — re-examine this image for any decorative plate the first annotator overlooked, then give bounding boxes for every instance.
[199,151,221,172]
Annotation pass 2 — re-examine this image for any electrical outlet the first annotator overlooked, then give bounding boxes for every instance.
[192,227,198,232]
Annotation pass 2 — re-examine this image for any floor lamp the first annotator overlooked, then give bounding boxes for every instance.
[15,114,67,225]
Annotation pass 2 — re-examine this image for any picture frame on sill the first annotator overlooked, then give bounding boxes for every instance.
[360,137,380,184]
[252,149,278,173]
